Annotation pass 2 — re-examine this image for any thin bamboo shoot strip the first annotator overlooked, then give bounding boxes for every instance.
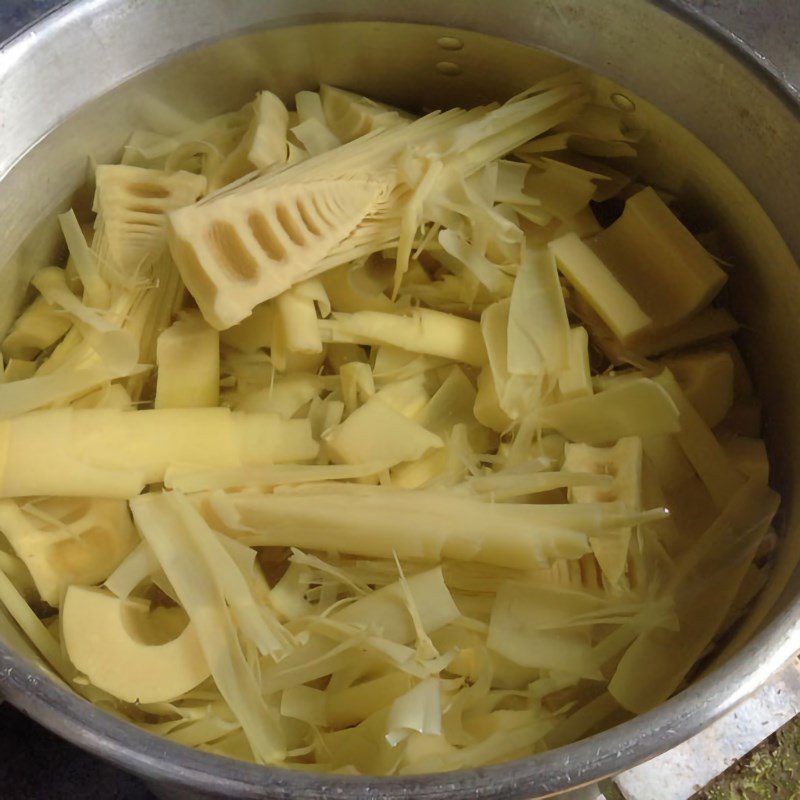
[130,491,286,762]
[0,408,318,498]
[319,308,487,366]
[164,460,394,493]
[259,567,459,692]
[201,487,666,569]
[653,369,744,510]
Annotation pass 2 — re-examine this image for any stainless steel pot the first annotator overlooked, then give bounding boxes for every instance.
[1,2,799,798]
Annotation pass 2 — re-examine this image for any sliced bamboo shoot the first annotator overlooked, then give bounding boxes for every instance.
[62,586,209,703]
[540,378,679,444]
[324,396,443,466]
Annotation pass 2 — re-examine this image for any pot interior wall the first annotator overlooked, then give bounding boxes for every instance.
[1,14,799,736]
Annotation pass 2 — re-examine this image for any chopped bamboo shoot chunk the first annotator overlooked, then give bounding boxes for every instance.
[550,231,651,342]
[0,408,318,498]
[155,311,220,408]
[0,497,137,606]
[588,188,727,337]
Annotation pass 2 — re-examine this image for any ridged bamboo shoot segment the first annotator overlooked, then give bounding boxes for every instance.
[169,85,586,330]
[0,408,318,498]
[93,165,206,272]
[563,437,642,585]
[168,177,388,329]
[155,311,220,408]
[62,586,209,703]
[0,497,137,607]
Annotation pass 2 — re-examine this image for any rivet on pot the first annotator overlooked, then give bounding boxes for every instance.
[436,36,464,51]
[435,61,462,76]
[610,92,636,112]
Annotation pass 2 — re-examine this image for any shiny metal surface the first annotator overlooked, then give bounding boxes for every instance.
[0,2,799,798]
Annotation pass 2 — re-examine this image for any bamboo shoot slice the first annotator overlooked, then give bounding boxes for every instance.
[588,187,727,336]
[324,396,443,466]
[62,586,209,703]
[540,378,679,444]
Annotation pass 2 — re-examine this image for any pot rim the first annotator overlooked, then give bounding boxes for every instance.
[0,2,798,797]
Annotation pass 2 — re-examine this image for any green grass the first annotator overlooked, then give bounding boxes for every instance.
[694,718,800,800]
